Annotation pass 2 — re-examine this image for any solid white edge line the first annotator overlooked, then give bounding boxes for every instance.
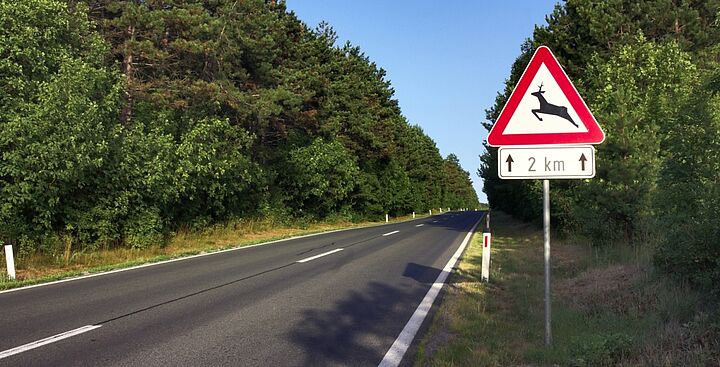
[0,324,102,360]
[378,215,483,367]
[296,248,344,263]
[0,213,441,295]
[382,230,400,237]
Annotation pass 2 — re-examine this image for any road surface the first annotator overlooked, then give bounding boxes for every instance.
[0,211,483,366]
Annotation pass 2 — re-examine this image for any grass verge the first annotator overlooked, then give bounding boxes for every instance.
[415,211,720,366]
[0,214,424,291]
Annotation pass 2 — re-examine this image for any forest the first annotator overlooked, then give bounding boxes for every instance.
[0,0,479,258]
[480,0,720,293]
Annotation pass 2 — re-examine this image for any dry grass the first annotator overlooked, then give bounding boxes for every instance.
[555,264,655,316]
[0,214,421,289]
[415,211,547,366]
[415,211,720,367]
[628,314,720,367]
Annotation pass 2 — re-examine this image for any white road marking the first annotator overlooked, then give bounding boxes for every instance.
[296,248,344,263]
[1,217,418,295]
[415,224,424,227]
[382,230,400,236]
[378,216,483,367]
[0,325,102,360]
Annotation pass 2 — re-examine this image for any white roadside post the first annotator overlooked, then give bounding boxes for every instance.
[385,214,389,223]
[485,46,606,348]
[4,244,16,280]
[481,224,492,282]
[429,209,432,216]
[412,212,415,219]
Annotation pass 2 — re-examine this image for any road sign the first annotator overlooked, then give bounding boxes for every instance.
[498,146,594,179]
[487,46,605,146]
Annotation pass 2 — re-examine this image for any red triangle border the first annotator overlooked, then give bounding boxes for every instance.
[487,46,605,146]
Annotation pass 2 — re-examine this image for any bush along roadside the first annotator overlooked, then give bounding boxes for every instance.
[415,211,720,367]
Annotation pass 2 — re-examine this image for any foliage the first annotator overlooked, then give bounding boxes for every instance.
[479,0,720,293]
[442,154,479,210]
[572,37,698,244]
[654,84,720,290]
[570,332,633,367]
[282,138,359,217]
[0,0,121,251]
[0,0,479,258]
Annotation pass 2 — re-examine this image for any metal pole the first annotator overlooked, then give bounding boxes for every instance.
[543,179,552,347]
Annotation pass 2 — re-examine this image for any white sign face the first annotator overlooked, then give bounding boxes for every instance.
[498,146,595,179]
[502,63,589,135]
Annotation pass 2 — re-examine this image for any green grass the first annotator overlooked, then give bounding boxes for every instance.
[415,211,719,366]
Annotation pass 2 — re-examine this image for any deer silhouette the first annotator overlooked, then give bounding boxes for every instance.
[530,83,578,128]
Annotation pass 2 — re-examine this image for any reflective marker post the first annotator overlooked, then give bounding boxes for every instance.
[543,179,552,347]
[4,244,15,280]
[481,224,492,282]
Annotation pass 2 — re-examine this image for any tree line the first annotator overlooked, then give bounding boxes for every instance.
[0,0,479,258]
[480,0,720,293]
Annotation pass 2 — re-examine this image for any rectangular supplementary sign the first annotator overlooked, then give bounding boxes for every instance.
[498,145,595,179]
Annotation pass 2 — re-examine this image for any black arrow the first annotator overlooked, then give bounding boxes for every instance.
[506,154,514,172]
[579,153,587,171]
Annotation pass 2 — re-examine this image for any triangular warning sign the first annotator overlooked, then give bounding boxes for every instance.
[487,46,605,146]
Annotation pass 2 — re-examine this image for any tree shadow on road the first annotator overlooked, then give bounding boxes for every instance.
[402,262,442,284]
[288,281,425,367]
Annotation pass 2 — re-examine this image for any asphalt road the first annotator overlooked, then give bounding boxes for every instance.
[0,211,483,367]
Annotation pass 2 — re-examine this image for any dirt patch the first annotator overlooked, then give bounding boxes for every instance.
[555,264,655,315]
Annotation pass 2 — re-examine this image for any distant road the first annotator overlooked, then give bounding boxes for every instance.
[0,211,483,366]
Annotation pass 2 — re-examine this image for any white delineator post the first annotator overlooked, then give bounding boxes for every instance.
[412,212,415,219]
[385,214,389,223]
[4,244,16,280]
[481,225,492,282]
[429,209,432,215]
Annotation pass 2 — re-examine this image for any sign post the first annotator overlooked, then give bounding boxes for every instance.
[543,179,551,346]
[486,46,605,347]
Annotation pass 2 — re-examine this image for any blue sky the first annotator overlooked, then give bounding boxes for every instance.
[285,1,559,203]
